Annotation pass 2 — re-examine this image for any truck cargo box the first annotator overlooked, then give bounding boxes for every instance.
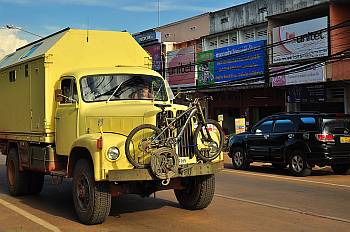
[0,28,152,143]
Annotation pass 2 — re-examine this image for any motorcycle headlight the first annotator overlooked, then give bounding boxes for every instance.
[107,147,120,161]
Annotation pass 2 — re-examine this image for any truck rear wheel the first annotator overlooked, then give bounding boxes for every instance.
[72,159,111,225]
[6,148,30,196]
[174,174,215,210]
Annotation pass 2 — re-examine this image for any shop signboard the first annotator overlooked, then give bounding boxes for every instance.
[197,50,215,86]
[134,31,161,44]
[271,64,325,86]
[166,46,195,87]
[287,84,326,103]
[235,118,246,134]
[197,40,266,86]
[144,43,162,71]
[272,17,328,64]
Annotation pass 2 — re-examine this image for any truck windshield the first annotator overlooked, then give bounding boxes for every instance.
[80,74,168,102]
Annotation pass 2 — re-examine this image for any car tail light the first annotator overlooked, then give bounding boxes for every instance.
[315,133,335,142]
[97,137,103,150]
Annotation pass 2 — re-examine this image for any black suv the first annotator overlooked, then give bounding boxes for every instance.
[228,112,350,176]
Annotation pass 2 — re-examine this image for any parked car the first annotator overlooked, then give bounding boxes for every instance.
[228,112,350,176]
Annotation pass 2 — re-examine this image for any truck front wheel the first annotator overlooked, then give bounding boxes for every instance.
[72,159,111,225]
[174,174,215,210]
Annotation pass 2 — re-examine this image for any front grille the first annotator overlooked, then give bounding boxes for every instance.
[156,110,173,129]
[176,110,194,158]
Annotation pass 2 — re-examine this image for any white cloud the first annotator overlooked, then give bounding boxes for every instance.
[0,29,28,60]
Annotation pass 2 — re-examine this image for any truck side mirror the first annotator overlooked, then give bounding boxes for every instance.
[55,89,63,102]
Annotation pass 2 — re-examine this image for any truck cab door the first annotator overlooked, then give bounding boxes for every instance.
[55,78,79,156]
[247,119,273,161]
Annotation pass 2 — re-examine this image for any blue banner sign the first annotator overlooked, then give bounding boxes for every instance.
[213,40,266,83]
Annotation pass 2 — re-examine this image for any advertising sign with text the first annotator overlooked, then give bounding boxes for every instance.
[166,46,195,87]
[271,64,325,86]
[144,43,162,72]
[196,40,266,86]
[272,17,328,64]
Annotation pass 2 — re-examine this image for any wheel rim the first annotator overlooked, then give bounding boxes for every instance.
[234,151,243,166]
[76,173,91,211]
[7,160,15,186]
[291,155,304,172]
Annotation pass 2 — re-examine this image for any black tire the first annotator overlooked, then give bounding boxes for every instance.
[125,124,162,168]
[331,164,350,175]
[231,147,250,170]
[27,172,45,195]
[272,163,287,169]
[175,174,215,210]
[72,159,111,225]
[288,150,311,177]
[6,148,30,196]
[194,119,224,161]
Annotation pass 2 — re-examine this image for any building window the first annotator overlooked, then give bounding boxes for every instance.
[242,29,255,42]
[256,27,267,40]
[9,70,16,82]
[221,17,229,24]
[230,32,238,45]
[219,35,229,48]
[24,64,29,77]
[208,38,218,49]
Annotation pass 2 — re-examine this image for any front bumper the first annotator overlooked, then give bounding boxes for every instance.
[107,161,224,182]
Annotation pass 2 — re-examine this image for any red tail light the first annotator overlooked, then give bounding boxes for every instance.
[97,137,103,150]
[315,133,335,142]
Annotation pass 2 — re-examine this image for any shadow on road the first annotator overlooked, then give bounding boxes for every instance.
[0,164,180,223]
[224,162,336,177]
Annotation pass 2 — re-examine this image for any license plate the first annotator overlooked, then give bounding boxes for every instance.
[179,157,189,165]
[340,137,350,143]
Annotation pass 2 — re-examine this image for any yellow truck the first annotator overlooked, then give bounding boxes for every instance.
[0,28,224,224]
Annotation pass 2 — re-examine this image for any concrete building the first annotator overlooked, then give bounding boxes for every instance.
[135,0,350,134]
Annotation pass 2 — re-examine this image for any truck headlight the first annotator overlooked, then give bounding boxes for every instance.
[107,147,120,161]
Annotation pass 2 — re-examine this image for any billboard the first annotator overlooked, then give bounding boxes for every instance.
[197,40,266,86]
[166,46,195,87]
[271,64,325,86]
[272,17,328,64]
[134,31,161,44]
[144,43,162,71]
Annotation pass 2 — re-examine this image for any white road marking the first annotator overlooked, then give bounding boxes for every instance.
[0,197,62,232]
[222,169,350,189]
[215,193,350,224]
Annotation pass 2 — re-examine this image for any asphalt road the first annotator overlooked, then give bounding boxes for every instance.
[0,155,349,232]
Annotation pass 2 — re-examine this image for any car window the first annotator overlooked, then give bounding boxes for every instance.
[299,117,317,131]
[255,120,273,134]
[274,119,294,133]
[322,117,350,134]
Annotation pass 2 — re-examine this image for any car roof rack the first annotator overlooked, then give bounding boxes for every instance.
[271,111,320,116]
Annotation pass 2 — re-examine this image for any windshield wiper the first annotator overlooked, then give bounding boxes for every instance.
[106,81,124,103]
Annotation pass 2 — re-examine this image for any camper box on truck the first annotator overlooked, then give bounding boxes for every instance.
[0,28,224,225]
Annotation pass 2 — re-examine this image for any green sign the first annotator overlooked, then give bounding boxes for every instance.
[197,50,215,86]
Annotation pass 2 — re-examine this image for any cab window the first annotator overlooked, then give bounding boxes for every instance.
[60,78,78,104]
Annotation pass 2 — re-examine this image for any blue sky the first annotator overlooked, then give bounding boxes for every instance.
[0,0,249,58]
